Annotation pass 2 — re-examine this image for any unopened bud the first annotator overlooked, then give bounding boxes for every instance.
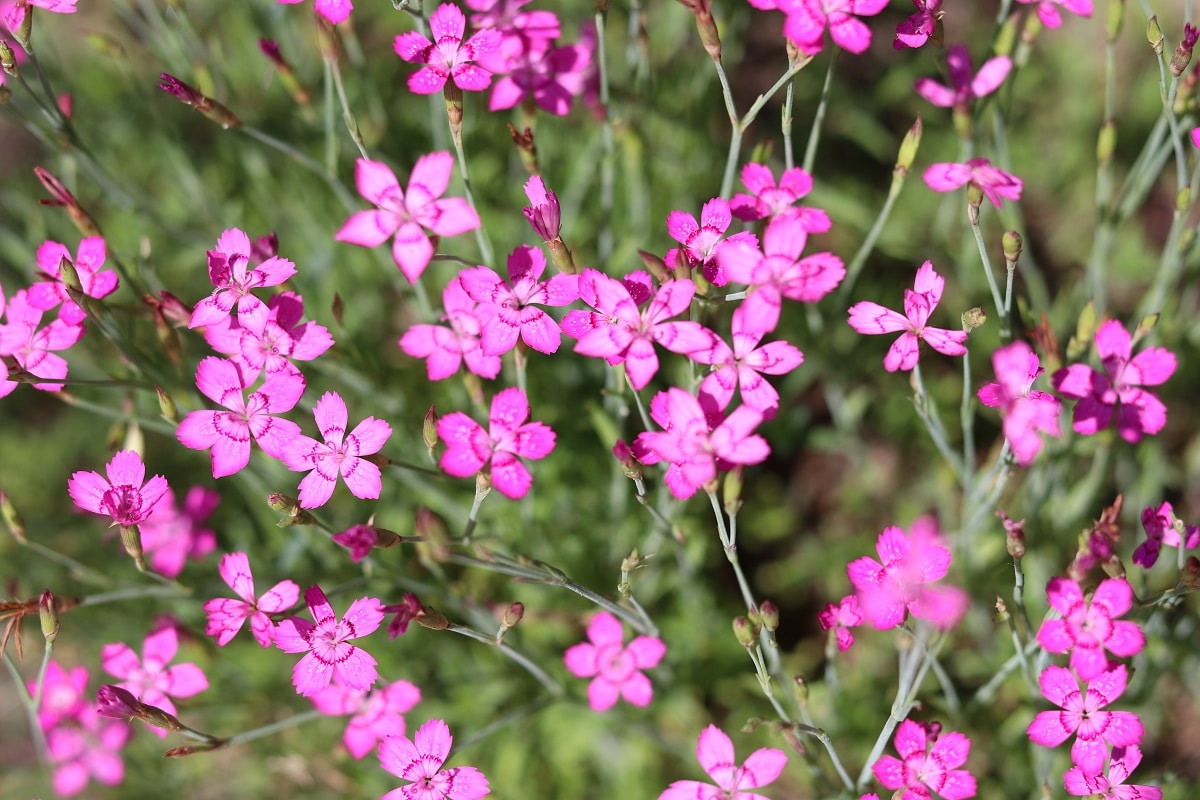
[1097,118,1117,165]
[267,493,300,515]
[157,72,242,129]
[156,386,179,425]
[732,616,757,647]
[96,684,143,721]
[962,307,987,331]
[1,489,27,543]
[896,115,923,175]
[423,406,438,458]
[636,249,671,284]
[759,600,779,632]
[1171,23,1198,76]
[613,440,642,480]
[39,591,59,644]
[501,602,524,629]
[792,675,809,706]
[723,466,744,517]
[1066,300,1098,361]
[0,40,16,76]
[415,507,452,563]
[415,605,450,630]
[1148,16,1165,55]
[1002,230,1024,264]
[966,182,984,214]
[1133,312,1160,344]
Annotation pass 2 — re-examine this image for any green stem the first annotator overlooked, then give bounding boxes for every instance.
[2,648,50,766]
[446,624,564,696]
[222,708,326,747]
[802,50,838,175]
[327,55,369,160]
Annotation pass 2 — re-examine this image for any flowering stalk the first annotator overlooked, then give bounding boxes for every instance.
[444,621,563,696]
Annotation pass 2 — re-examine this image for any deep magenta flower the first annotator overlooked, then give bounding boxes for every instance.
[915,45,1011,109]
[564,611,666,712]
[729,162,832,230]
[138,486,219,579]
[274,585,384,697]
[203,291,334,383]
[68,450,169,528]
[1051,319,1176,443]
[311,679,422,760]
[467,0,560,44]
[275,0,353,25]
[1026,665,1143,776]
[872,719,977,800]
[100,623,209,737]
[665,197,758,286]
[379,718,491,800]
[394,3,502,95]
[1063,746,1161,800]
[977,340,1061,466]
[1015,0,1091,28]
[847,261,967,372]
[691,303,805,414]
[658,724,787,800]
[818,594,864,651]
[28,236,118,324]
[923,159,1023,208]
[894,0,942,49]
[522,175,561,240]
[45,706,130,798]
[2,0,76,34]
[400,276,501,381]
[487,35,591,115]
[437,386,556,499]
[282,391,392,508]
[1134,501,1199,568]
[336,155,480,284]
[203,551,301,648]
[188,228,297,335]
[0,287,85,394]
[1035,577,1145,681]
[748,0,889,55]
[847,517,969,630]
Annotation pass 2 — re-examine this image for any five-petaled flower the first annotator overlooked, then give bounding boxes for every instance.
[563,611,666,712]
[188,228,297,335]
[28,236,118,325]
[665,197,758,286]
[914,45,1011,110]
[310,678,422,760]
[283,391,392,508]
[203,291,334,383]
[1063,746,1162,800]
[658,724,788,800]
[68,450,169,528]
[923,158,1023,208]
[1026,664,1144,776]
[400,276,501,381]
[747,0,889,55]
[818,594,864,652]
[203,551,301,648]
[274,585,384,697]
[379,718,491,800]
[977,340,1061,466]
[872,719,977,800]
[100,623,209,738]
[394,3,502,95]
[894,0,942,49]
[1035,576,1145,681]
[729,162,832,231]
[0,287,86,395]
[691,303,805,414]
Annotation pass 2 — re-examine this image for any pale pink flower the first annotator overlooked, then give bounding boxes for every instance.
[1015,0,1091,28]
[275,0,353,25]
[872,719,977,800]
[311,679,422,760]
[977,340,1061,466]
[894,0,942,49]
[1063,746,1162,800]
[915,45,1011,109]
[188,228,297,335]
[45,706,130,798]
[658,723,787,800]
[30,660,89,730]
[665,197,758,286]
[1035,577,1145,681]
[748,0,889,56]
[2,0,77,34]
[400,276,501,381]
[847,260,967,372]
[282,391,392,508]
[0,287,85,394]
[729,162,832,230]
[818,594,863,651]
[138,486,219,578]
[522,175,561,240]
[1051,320,1176,443]
[100,623,209,738]
[175,356,305,478]
[564,611,666,712]
[203,551,301,648]
[379,718,491,800]
[27,236,118,324]
[847,517,969,630]
[1026,665,1143,776]
[437,386,556,499]
[487,35,591,115]
[923,159,1023,208]
[68,450,169,528]
[203,291,333,383]
[459,245,579,356]
[691,303,805,414]
[336,155,480,284]
[394,3,502,94]
[1134,501,1199,568]
[275,585,384,696]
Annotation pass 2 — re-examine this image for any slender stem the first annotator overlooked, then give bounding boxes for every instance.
[17,538,114,587]
[447,112,495,266]
[802,50,839,175]
[960,336,975,473]
[782,79,796,171]
[223,708,326,747]
[836,168,907,303]
[968,209,1005,316]
[706,491,756,614]
[451,696,554,755]
[910,365,967,485]
[3,649,50,765]
[446,624,564,696]
[80,584,190,607]
[239,124,358,211]
[595,8,616,263]
[323,57,338,172]
[327,55,369,159]
[461,481,489,544]
[626,375,654,433]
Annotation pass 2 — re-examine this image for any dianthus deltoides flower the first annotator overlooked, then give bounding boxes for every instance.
[379,718,490,800]
[68,450,169,528]
[977,340,1061,466]
[1035,576,1144,681]
[564,611,666,712]
[658,724,787,800]
[394,3,501,95]
[274,585,384,697]
[872,719,977,800]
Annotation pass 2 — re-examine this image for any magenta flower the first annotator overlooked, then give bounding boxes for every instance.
[1134,501,1199,568]
[31,660,90,730]
[282,391,392,508]
[923,159,1023,208]
[468,0,560,43]
[749,0,889,56]
[384,594,424,640]
[203,291,334,383]
[522,175,561,240]
[1192,126,1200,150]
[100,623,209,737]
[459,245,580,356]
[27,236,118,324]
[633,388,770,500]
[0,287,85,394]
[1026,665,1144,776]
[691,303,805,414]
[729,162,832,231]
[1035,577,1145,681]
[818,594,864,651]
[275,0,353,25]
[847,517,969,630]
[275,585,384,697]
[437,386,556,499]
[334,523,386,562]
[45,706,130,798]
[561,269,713,391]
[894,0,942,49]
[872,719,977,800]
[977,340,1061,466]
[488,35,591,115]
[1015,0,1091,28]
[564,611,666,712]
[659,723,788,800]
[311,679,422,760]
[665,197,758,286]
[175,356,305,478]
[915,45,1011,109]
[1051,319,1176,443]
[400,276,501,381]
[394,3,502,95]
[379,718,491,800]
[336,155,480,284]
[188,228,297,335]
[137,486,219,578]
[2,0,77,34]
[203,551,301,648]
[1063,746,1162,800]
[847,261,967,372]
[68,450,169,528]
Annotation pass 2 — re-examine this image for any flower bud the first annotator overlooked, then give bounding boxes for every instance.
[962,307,987,331]
[384,594,423,639]
[1172,23,1198,77]
[1133,312,1160,345]
[415,507,452,563]
[759,600,779,632]
[423,406,439,459]
[613,440,642,480]
[96,684,143,721]
[732,616,757,647]
[39,590,59,644]
[158,72,242,129]
[0,39,17,76]
[636,249,671,284]
[1096,118,1117,165]
[896,115,923,176]
[156,385,179,425]
[34,167,101,237]
[119,525,149,572]
[415,605,450,630]
[723,466,744,517]
[1147,15,1164,55]
[267,493,300,515]
[1002,230,1023,264]
[1066,300,1098,361]
[792,675,809,706]
[0,489,28,543]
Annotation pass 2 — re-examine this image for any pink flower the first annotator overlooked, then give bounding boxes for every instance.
[1134,501,1199,568]
[1191,126,1200,150]
[690,303,805,414]
[311,679,422,759]
[68,450,169,528]
[752,0,889,56]
[31,660,89,730]
[100,623,209,738]
[203,551,301,647]
[1035,577,1145,681]
[137,486,219,578]
[203,291,334,383]
[1014,0,1091,29]
[1051,319,1176,443]
[282,391,392,508]
[459,245,580,356]
[333,523,385,562]
[872,719,977,800]
[487,35,591,115]
[0,288,85,394]
[27,236,118,325]
[275,0,353,25]
[894,0,942,49]
[632,387,770,500]
[1063,746,1162,800]
[847,517,969,630]
[175,356,305,478]
[914,45,1011,109]
[379,718,491,800]
[847,261,967,372]
[923,159,1023,208]
[729,162,832,230]
[45,706,130,797]
[400,276,501,381]
[336,155,480,284]
[384,594,424,639]
[394,3,502,95]
[665,197,758,286]
[977,340,1061,466]
[437,386,556,499]
[564,611,666,712]
[188,228,297,335]
[658,723,788,800]
[2,0,77,34]
[818,594,863,651]
[561,269,713,391]
[467,0,560,44]
[1026,665,1144,776]
[522,175,561,240]
[274,585,384,697]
